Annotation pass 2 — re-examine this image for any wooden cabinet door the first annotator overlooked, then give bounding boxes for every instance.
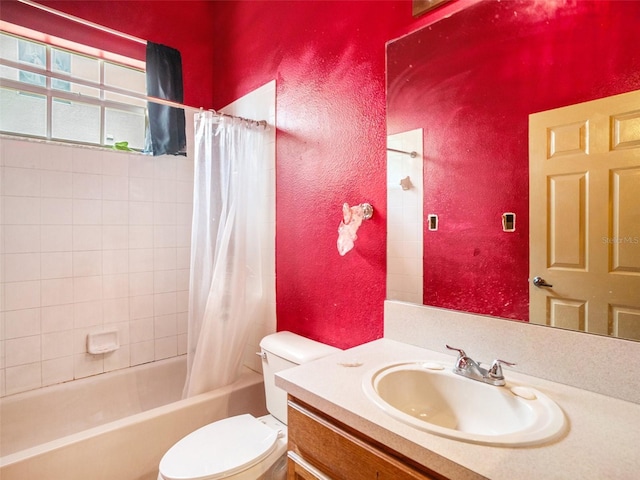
[287,451,331,480]
[287,397,442,480]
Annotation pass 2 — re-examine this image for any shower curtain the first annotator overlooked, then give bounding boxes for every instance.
[183,111,268,397]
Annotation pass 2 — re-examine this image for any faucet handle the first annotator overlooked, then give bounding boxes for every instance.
[489,359,516,379]
[446,345,471,369]
[445,345,466,357]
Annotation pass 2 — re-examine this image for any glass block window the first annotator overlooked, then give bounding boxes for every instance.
[0,30,146,150]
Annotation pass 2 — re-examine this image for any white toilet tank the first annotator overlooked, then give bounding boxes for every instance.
[259,331,340,424]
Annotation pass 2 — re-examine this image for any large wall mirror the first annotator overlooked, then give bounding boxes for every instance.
[386,0,640,341]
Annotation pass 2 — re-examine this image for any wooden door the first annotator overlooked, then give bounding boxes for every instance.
[529,89,640,340]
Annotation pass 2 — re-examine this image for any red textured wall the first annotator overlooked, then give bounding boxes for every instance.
[387,0,640,321]
[209,1,410,348]
[206,1,472,348]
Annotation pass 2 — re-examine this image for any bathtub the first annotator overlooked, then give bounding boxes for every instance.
[0,356,267,480]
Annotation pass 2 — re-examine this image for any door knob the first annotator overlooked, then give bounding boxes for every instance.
[533,276,553,288]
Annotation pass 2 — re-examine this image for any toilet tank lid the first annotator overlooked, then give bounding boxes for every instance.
[260,331,341,365]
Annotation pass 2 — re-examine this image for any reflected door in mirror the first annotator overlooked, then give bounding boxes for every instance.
[529,89,640,341]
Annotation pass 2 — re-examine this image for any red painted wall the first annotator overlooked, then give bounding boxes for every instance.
[209,1,410,348]
[206,1,470,348]
[387,0,640,321]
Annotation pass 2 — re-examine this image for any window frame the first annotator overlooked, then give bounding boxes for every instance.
[0,30,147,150]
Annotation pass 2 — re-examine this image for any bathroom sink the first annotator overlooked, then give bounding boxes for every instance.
[362,362,566,447]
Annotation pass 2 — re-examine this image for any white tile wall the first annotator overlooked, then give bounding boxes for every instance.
[387,129,424,304]
[0,135,194,397]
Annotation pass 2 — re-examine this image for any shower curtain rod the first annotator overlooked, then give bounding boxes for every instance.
[18,0,147,45]
[139,95,268,129]
[16,1,268,128]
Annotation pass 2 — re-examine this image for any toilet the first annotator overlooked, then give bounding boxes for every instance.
[158,331,340,480]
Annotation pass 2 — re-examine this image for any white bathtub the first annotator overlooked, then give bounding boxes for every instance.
[0,356,267,480]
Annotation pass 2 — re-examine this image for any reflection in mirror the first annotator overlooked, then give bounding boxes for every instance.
[386,0,640,340]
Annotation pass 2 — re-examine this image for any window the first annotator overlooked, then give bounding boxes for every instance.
[0,30,147,150]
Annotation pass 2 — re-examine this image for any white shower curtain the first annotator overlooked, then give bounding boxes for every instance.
[183,111,268,398]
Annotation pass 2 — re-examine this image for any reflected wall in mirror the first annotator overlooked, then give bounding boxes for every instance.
[386,0,640,339]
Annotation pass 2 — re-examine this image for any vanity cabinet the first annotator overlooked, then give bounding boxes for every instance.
[287,396,446,480]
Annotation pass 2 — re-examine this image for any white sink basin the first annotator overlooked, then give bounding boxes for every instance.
[363,362,567,447]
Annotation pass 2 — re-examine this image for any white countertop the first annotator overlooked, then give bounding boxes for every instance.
[276,338,640,480]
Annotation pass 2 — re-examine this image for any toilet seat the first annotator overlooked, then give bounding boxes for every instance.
[159,414,281,480]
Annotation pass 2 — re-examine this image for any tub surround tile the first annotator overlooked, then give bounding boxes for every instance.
[72,173,103,200]
[41,304,74,333]
[1,137,194,397]
[3,281,40,311]
[41,198,72,225]
[0,83,275,397]
[154,313,177,339]
[104,344,130,372]
[42,331,74,360]
[129,177,154,202]
[41,170,73,198]
[41,225,72,252]
[130,295,154,320]
[42,356,74,386]
[128,156,155,178]
[177,333,187,355]
[3,308,40,339]
[101,154,129,177]
[5,362,41,396]
[3,197,40,225]
[2,253,41,283]
[41,279,75,307]
[102,274,129,299]
[130,317,154,343]
[101,175,129,201]
[154,336,177,360]
[129,272,154,296]
[74,352,103,379]
[103,297,129,324]
[102,250,129,275]
[3,225,41,253]
[41,252,73,279]
[1,167,41,197]
[102,200,129,225]
[5,336,41,367]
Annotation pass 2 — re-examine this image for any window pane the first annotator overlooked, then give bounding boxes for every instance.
[105,90,146,108]
[105,107,146,150]
[52,98,100,144]
[17,37,46,86]
[0,87,47,137]
[0,65,20,82]
[0,34,44,84]
[52,48,99,83]
[104,62,145,94]
[0,33,19,61]
[52,80,100,98]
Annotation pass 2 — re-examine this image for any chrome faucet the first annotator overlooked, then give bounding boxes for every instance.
[445,345,515,386]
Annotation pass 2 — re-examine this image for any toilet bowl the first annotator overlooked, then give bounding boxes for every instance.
[157,331,340,480]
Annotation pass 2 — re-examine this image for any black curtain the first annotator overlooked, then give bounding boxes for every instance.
[146,41,186,156]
